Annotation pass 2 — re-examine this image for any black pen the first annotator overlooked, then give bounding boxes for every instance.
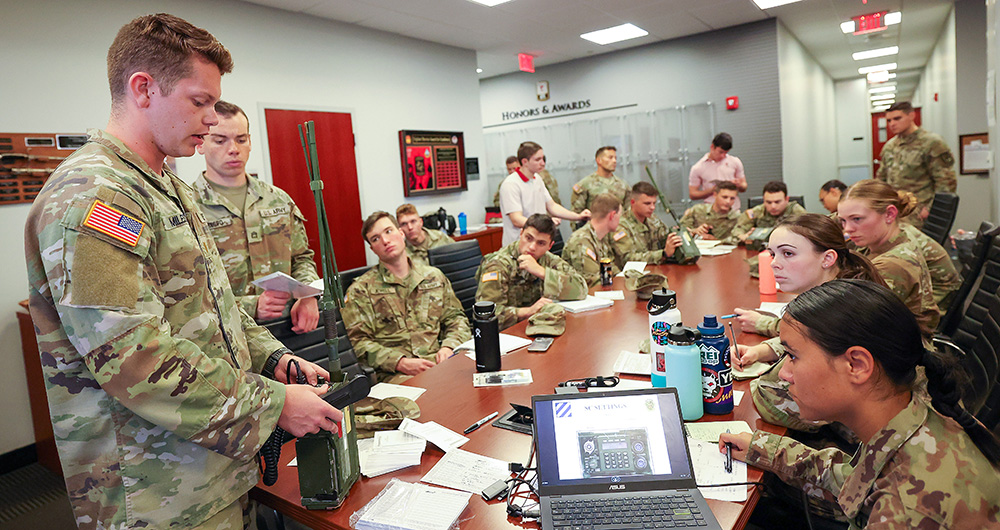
[724,428,733,474]
[464,411,499,434]
[727,320,740,369]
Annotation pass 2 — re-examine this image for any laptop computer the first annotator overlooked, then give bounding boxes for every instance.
[533,387,724,530]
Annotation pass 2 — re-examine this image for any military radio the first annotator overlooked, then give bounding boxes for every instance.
[644,166,700,265]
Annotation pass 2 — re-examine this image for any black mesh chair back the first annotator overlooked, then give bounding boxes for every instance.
[938,223,1000,354]
[550,228,565,257]
[922,192,959,245]
[339,265,373,292]
[428,241,482,320]
[968,292,1000,430]
[746,195,804,210]
[262,310,375,385]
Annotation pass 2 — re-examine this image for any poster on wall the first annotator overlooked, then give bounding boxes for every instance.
[398,130,467,197]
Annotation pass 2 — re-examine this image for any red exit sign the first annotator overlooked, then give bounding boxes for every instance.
[853,11,887,35]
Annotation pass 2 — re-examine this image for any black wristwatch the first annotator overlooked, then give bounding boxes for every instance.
[262,348,292,380]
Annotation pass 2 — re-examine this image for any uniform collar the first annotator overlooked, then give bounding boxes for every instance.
[866,225,906,255]
[376,256,428,287]
[87,128,180,201]
[193,172,264,217]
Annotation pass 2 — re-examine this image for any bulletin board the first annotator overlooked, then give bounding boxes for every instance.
[0,132,87,205]
[398,130,467,197]
[959,132,990,175]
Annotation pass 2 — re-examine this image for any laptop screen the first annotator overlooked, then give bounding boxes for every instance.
[533,388,695,495]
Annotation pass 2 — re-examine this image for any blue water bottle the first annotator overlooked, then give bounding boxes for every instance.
[458,212,468,235]
[698,315,733,415]
[665,326,704,421]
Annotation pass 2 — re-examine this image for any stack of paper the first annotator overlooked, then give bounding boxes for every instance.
[556,295,614,313]
[612,350,652,375]
[458,333,532,360]
[354,479,471,530]
[399,418,468,452]
[359,431,426,478]
[420,449,512,494]
[757,302,787,316]
[699,244,737,256]
[686,437,748,502]
[251,271,322,298]
[733,361,772,380]
[593,290,625,300]
[615,261,648,277]
[367,382,427,401]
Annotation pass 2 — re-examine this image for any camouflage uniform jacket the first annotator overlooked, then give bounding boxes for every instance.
[562,223,621,287]
[475,241,587,329]
[405,228,455,267]
[876,127,957,218]
[727,202,807,245]
[679,202,740,241]
[24,130,286,529]
[862,228,941,335]
[342,260,470,381]
[746,395,1000,529]
[570,172,629,213]
[493,169,562,207]
[900,223,961,311]
[193,173,318,317]
[611,208,670,266]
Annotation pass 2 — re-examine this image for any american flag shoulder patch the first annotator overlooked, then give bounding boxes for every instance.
[482,271,499,282]
[83,200,144,247]
[613,229,627,241]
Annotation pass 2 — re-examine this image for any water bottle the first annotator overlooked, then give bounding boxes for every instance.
[647,289,682,388]
[697,315,733,415]
[472,301,501,372]
[665,326,704,421]
[758,250,777,295]
[458,212,468,235]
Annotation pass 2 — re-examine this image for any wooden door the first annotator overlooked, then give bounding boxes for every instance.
[263,109,366,271]
[871,107,921,177]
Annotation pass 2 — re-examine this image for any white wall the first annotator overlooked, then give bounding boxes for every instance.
[990,0,1000,224]
[1,0,485,455]
[834,78,874,185]
[776,22,838,203]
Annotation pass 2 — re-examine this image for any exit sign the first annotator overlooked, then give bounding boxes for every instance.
[518,53,535,73]
[853,11,887,35]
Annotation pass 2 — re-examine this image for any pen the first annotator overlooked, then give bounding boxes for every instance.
[725,428,733,474]
[719,313,736,320]
[727,320,740,368]
[464,411,499,434]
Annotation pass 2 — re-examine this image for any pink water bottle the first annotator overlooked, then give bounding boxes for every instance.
[758,250,777,295]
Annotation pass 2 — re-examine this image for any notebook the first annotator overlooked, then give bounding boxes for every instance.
[533,387,724,530]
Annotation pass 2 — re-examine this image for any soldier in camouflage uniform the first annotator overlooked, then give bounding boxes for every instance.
[23,15,340,529]
[193,100,320,333]
[900,223,961,312]
[611,181,684,266]
[395,203,455,266]
[876,102,957,229]
[723,280,1000,529]
[476,214,587,329]
[679,180,741,241]
[563,193,623,286]
[727,181,806,247]
[342,212,470,383]
[570,146,629,213]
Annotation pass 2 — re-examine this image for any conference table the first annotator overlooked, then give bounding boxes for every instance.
[251,248,794,530]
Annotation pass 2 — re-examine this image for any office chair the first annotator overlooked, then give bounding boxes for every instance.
[550,229,566,257]
[427,241,483,320]
[922,192,960,245]
[339,265,373,292]
[262,312,375,385]
[747,195,804,209]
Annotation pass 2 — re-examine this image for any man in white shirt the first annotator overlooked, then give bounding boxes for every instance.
[688,132,748,211]
[498,141,590,244]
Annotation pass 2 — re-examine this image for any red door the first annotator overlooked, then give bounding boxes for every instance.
[263,109,366,271]
[871,107,921,178]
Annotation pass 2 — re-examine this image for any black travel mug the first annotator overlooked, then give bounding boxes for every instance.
[472,301,501,372]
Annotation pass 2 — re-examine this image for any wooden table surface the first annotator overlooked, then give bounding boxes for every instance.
[251,248,794,530]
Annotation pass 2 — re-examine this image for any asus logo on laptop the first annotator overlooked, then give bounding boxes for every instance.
[609,484,626,491]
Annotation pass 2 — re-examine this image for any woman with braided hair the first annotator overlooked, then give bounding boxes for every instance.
[721,280,1000,529]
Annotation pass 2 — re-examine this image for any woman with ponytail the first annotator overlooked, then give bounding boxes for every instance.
[721,280,1000,529]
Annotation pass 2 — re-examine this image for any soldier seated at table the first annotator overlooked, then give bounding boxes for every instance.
[475,213,587,330]
[563,193,624,287]
[396,203,454,266]
[679,180,741,241]
[342,211,470,383]
[612,181,685,265]
[727,180,806,247]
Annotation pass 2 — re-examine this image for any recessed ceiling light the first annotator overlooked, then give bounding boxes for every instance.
[466,0,514,6]
[581,23,648,45]
[869,86,896,93]
[752,0,804,9]
[859,62,897,74]
[885,12,902,25]
[873,104,892,111]
[476,68,483,73]
[871,93,896,101]
[853,46,899,61]
[841,21,856,34]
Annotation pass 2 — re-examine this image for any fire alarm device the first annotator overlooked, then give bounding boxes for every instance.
[537,81,550,101]
[726,96,739,110]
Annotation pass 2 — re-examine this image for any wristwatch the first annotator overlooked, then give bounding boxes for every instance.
[262,348,292,380]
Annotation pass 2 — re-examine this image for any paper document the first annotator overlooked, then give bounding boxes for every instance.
[367,382,427,401]
[734,390,745,406]
[399,418,468,452]
[733,361,773,380]
[355,479,471,530]
[556,295,614,313]
[459,333,532,360]
[612,350,652,375]
[251,271,322,298]
[420,449,511,494]
[756,302,787,316]
[593,290,625,300]
[615,261,647,277]
[699,244,736,256]
[695,239,721,250]
[359,436,424,478]
[687,437,748,502]
[685,421,753,443]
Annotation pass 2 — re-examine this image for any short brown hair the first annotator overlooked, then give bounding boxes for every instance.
[395,203,418,220]
[523,213,557,239]
[590,192,622,219]
[517,141,543,164]
[361,211,398,243]
[887,101,914,114]
[107,13,233,107]
[631,181,658,198]
[714,180,739,193]
[595,146,617,159]
[762,181,787,196]
[505,156,518,165]
[214,100,248,126]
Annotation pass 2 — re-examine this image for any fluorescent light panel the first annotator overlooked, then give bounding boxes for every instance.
[859,62,897,74]
[871,93,896,101]
[853,46,898,61]
[869,86,896,93]
[841,21,855,33]
[466,0,513,6]
[753,0,804,8]
[476,68,483,73]
[581,23,648,45]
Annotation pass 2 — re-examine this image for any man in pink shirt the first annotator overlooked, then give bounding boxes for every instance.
[688,132,748,211]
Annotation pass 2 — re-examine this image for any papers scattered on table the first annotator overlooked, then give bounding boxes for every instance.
[687,437,748,502]
[354,478,471,530]
[473,369,533,387]
[367,382,427,402]
[685,421,753,443]
[399,418,468,452]
[556,295,614,313]
[757,302,787,316]
[695,239,721,250]
[359,433,426,478]
[593,290,625,300]
[612,350,652,375]
[699,244,737,256]
[734,389,745,406]
[616,261,647,277]
[459,333,532,360]
[420,449,511,494]
[733,361,773,380]
[251,271,322,298]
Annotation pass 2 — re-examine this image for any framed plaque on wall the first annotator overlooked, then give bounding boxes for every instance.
[398,130,467,196]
